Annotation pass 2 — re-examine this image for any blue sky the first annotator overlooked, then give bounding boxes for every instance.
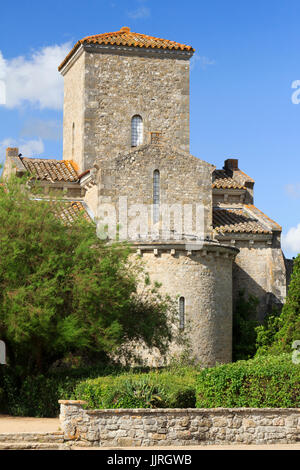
[0,0,300,257]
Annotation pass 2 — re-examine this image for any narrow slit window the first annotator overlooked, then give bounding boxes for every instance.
[131,115,143,147]
[153,169,160,224]
[72,122,75,159]
[179,297,185,330]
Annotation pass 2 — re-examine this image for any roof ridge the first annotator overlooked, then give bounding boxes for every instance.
[58,27,194,71]
[245,204,282,231]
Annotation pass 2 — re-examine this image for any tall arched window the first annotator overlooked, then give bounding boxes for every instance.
[131,115,143,147]
[153,169,160,224]
[179,297,185,330]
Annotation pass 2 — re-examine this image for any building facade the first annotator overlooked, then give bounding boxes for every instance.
[2,27,290,366]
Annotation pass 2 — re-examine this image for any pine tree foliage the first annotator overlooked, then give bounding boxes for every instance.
[0,176,176,375]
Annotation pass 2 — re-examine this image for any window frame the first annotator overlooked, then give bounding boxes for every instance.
[131,115,143,147]
[179,297,185,330]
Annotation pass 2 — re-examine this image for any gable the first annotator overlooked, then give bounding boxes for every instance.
[98,144,214,206]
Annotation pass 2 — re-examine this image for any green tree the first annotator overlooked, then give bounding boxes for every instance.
[232,291,259,361]
[0,175,176,376]
[256,255,300,355]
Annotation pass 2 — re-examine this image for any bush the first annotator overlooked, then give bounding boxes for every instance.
[255,255,300,356]
[0,363,127,417]
[255,307,282,356]
[0,365,197,416]
[72,371,197,409]
[196,354,300,408]
[232,291,259,361]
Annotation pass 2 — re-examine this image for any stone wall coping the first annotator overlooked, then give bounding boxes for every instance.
[59,400,88,405]
[59,402,300,414]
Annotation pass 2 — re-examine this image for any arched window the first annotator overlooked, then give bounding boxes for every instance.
[131,115,143,147]
[179,297,185,330]
[153,169,160,224]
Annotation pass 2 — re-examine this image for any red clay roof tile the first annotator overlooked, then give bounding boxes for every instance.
[58,27,194,71]
[21,158,79,183]
[212,170,246,190]
[213,207,272,234]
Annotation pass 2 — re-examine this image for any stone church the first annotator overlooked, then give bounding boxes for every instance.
[3,27,291,366]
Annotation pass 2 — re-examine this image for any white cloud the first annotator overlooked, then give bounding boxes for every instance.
[127,6,150,19]
[285,183,300,199]
[0,138,44,164]
[190,54,216,71]
[0,42,71,110]
[0,53,6,105]
[19,139,44,157]
[282,224,300,255]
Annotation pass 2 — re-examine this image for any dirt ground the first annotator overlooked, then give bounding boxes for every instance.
[0,415,60,433]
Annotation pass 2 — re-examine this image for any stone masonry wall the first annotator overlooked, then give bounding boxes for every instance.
[232,239,287,320]
[137,245,236,366]
[62,52,85,171]
[83,49,191,170]
[96,144,215,240]
[63,47,191,172]
[59,401,300,447]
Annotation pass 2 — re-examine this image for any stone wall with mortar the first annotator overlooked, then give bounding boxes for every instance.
[135,243,236,367]
[83,47,191,170]
[62,51,85,171]
[62,46,192,172]
[88,144,236,367]
[59,401,300,447]
[231,238,287,321]
[95,144,215,240]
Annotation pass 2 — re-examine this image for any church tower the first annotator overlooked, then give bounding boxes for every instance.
[59,26,194,172]
[59,27,238,367]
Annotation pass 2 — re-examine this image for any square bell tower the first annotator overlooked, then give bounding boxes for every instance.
[59,27,194,172]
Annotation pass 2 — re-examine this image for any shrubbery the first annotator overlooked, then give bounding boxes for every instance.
[1,354,299,416]
[196,354,300,408]
[0,363,127,417]
[0,365,197,417]
[232,291,259,361]
[255,255,300,355]
[72,370,197,410]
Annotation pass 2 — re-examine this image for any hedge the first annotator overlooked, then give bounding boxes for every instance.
[2,354,298,417]
[72,371,196,409]
[196,354,300,408]
[0,366,197,416]
[0,364,131,417]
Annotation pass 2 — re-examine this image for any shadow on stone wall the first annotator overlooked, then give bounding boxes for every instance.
[233,264,283,322]
[284,257,294,295]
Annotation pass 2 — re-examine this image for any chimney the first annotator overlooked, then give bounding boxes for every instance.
[224,158,239,172]
[6,147,19,159]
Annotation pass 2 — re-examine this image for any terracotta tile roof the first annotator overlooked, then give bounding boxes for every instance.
[58,26,194,71]
[245,205,282,231]
[213,207,272,234]
[21,158,79,183]
[212,170,246,190]
[53,201,92,225]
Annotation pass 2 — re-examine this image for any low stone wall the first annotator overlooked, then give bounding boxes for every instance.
[59,401,300,447]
